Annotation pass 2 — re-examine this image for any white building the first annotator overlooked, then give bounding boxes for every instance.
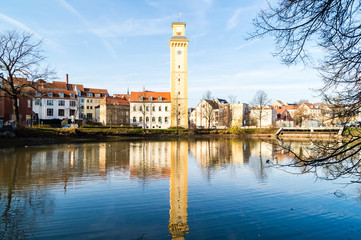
[32,80,79,123]
[130,91,171,129]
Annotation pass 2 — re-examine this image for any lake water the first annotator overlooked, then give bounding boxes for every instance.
[1,138,361,239]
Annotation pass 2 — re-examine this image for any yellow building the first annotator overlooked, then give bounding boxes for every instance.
[170,22,189,128]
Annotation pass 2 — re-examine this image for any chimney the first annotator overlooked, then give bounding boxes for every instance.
[66,74,69,84]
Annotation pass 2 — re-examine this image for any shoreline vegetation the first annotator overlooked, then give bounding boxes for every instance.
[2,126,276,147]
[0,125,344,147]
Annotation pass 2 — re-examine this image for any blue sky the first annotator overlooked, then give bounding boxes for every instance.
[0,0,322,107]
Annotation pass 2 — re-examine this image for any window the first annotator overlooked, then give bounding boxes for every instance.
[87,93,93,97]
[95,93,100,97]
[47,100,53,106]
[48,92,53,97]
[165,106,168,111]
[87,113,92,119]
[90,106,93,109]
[149,96,153,101]
[178,78,180,82]
[133,117,136,123]
[178,65,180,69]
[70,93,75,98]
[36,92,41,96]
[28,100,31,108]
[139,96,143,101]
[87,106,89,109]
[70,109,76,116]
[59,92,64,98]
[35,98,41,105]
[178,91,180,95]
[133,106,136,111]
[140,106,142,111]
[58,109,65,116]
[58,100,65,106]
[158,97,162,101]
[70,101,76,107]
[152,117,155,122]
[146,117,149,122]
[81,99,84,103]
[146,106,149,111]
[87,99,89,103]
[158,117,162,123]
[152,106,155,111]
[47,108,53,116]
[90,100,93,103]
[139,117,142,122]
[165,117,168,123]
[159,106,162,111]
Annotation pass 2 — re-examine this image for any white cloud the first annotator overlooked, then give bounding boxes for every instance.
[235,39,260,50]
[226,8,242,30]
[58,0,118,57]
[0,13,41,39]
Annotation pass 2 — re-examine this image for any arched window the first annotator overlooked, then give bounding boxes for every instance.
[158,97,162,101]
[158,117,162,123]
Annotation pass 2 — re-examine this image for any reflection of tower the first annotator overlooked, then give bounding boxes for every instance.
[169,140,189,239]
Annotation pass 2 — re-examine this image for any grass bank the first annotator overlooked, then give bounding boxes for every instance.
[0,126,278,147]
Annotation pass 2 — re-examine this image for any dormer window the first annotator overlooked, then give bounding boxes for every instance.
[87,93,93,97]
[48,92,53,97]
[149,96,153,101]
[139,96,143,101]
[158,97,162,101]
[70,93,75,98]
[59,92,64,98]
[36,92,41,96]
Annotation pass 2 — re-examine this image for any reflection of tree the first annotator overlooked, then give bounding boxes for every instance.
[0,150,54,239]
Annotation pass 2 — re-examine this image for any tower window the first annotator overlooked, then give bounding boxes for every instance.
[178,65,180,69]
[177,32,181,36]
[178,78,180,82]
[178,92,180,95]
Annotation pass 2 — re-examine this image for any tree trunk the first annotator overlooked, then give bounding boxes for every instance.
[12,95,20,128]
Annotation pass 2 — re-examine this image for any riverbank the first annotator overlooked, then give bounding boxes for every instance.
[0,126,278,147]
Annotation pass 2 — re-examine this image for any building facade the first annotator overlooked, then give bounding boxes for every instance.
[130,91,171,129]
[99,96,129,125]
[170,22,189,128]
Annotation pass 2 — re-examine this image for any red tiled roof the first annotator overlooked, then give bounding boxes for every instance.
[130,91,171,102]
[100,96,129,105]
[84,88,109,95]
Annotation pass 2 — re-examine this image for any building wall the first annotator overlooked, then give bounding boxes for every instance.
[0,92,33,126]
[130,102,171,129]
[84,97,103,121]
[99,104,129,125]
[230,103,249,127]
[32,97,78,121]
[170,23,189,128]
[189,100,217,128]
[249,108,277,127]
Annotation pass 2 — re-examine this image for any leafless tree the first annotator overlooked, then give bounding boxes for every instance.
[202,90,213,101]
[251,90,271,127]
[0,30,54,127]
[250,0,361,180]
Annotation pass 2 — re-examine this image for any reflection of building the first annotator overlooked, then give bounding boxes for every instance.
[169,141,189,240]
[129,141,171,180]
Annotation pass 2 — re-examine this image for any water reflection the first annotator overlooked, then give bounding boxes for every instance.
[169,141,189,239]
[1,139,359,239]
